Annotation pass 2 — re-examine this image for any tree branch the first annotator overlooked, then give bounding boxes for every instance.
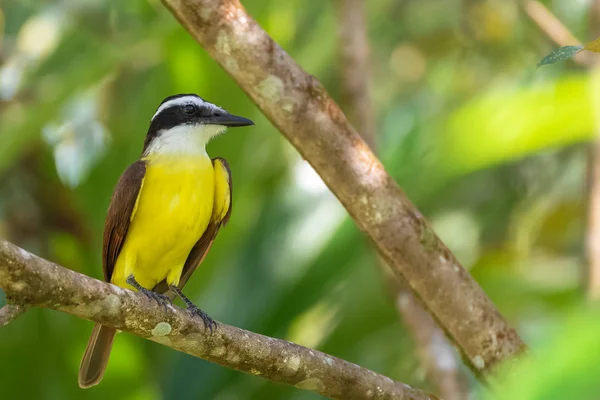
[588,0,600,303]
[392,277,467,399]
[335,2,466,397]
[522,0,592,66]
[0,238,435,400]
[160,0,526,378]
[337,0,376,149]
[0,304,28,326]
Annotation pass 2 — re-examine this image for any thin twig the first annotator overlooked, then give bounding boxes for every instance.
[160,0,527,378]
[523,0,600,300]
[337,0,376,149]
[587,0,600,302]
[587,143,600,301]
[393,278,467,400]
[0,238,435,400]
[0,304,28,326]
[335,1,467,397]
[588,0,600,302]
[522,0,592,66]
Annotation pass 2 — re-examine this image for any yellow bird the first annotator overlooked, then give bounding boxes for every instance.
[78,94,253,388]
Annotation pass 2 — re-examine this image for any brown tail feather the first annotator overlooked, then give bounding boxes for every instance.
[78,324,117,388]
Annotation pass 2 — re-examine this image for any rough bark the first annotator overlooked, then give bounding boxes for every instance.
[0,304,28,327]
[0,238,435,400]
[160,0,526,378]
[335,1,467,397]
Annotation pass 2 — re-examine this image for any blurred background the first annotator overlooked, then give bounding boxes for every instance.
[1,0,600,399]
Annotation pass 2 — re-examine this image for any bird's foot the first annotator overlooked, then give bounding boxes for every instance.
[126,275,172,311]
[141,289,172,311]
[167,284,216,333]
[187,305,217,334]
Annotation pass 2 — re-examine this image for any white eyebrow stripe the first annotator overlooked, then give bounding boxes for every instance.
[151,96,222,121]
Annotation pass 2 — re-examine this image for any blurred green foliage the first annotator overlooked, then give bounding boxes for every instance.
[483,303,600,400]
[1,0,599,399]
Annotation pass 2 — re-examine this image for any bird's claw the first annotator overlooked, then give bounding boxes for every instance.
[141,289,171,312]
[126,275,171,312]
[188,305,217,334]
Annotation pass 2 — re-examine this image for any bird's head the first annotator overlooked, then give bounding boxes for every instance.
[143,93,253,157]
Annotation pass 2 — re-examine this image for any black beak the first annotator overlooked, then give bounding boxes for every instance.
[209,112,254,127]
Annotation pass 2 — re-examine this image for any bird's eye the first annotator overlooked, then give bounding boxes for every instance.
[183,105,196,115]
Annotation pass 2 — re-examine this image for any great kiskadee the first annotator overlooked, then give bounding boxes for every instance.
[78,94,253,388]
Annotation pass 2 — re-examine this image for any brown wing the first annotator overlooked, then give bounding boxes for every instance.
[102,160,146,282]
[175,157,232,291]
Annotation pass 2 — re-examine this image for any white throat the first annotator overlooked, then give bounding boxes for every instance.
[144,124,226,157]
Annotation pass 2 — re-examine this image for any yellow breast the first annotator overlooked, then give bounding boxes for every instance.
[111,154,214,290]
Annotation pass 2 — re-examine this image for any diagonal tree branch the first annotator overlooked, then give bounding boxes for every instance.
[523,1,582,46]
[522,0,591,66]
[160,0,526,378]
[335,1,467,397]
[0,238,435,400]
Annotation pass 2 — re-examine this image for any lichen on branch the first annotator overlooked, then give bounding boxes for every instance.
[0,238,434,400]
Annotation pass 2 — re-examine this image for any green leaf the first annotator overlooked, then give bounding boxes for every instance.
[537,45,584,68]
[435,74,593,178]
